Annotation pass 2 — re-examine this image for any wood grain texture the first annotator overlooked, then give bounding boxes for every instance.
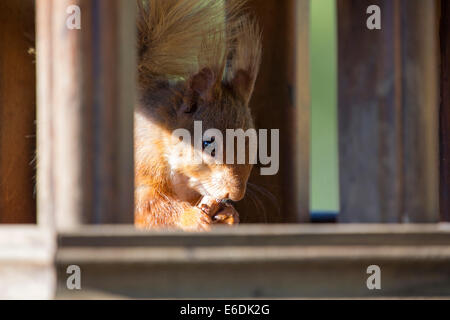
[338,0,440,222]
[54,224,450,299]
[0,1,36,223]
[400,0,440,222]
[0,226,55,299]
[440,0,450,222]
[338,0,402,223]
[236,0,310,223]
[36,0,136,228]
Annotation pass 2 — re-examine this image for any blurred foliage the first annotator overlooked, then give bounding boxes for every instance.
[310,0,339,212]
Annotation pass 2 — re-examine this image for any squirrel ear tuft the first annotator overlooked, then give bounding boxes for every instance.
[231,69,256,105]
[189,68,216,100]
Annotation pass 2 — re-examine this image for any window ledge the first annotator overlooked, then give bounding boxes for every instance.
[55,224,450,299]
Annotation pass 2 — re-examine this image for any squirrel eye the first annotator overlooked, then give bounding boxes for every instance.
[202,137,216,156]
[202,139,213,149]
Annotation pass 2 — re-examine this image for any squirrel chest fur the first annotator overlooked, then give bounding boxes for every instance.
[134,0,262,231]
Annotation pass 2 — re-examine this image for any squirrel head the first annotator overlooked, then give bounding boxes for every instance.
[163,66,258,203]
[135,2,262,205]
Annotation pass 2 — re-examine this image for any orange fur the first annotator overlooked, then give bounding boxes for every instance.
[135,0,262,231]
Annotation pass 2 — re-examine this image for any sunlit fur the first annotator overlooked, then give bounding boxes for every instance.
[135,0,262,230]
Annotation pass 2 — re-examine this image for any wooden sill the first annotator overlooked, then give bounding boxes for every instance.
[0,226,55,299]
[2,224,449,298]
[54,224,450,299]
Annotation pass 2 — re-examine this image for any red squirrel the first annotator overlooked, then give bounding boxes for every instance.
[135,0,262,231]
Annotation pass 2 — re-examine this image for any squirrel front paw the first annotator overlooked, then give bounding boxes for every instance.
[197,197,240,226]
[212,204,240,225]
[177,207,212,232]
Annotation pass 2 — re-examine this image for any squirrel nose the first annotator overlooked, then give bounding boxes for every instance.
[228,189,246,202]
[220,198,233,206]
[218,193,240,203]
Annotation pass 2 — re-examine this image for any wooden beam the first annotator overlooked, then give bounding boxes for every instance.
[238,0,310,223]
[0,226,55,299]
[338,0,440,222]
[55,224,450,299]
[338,0,402,222]
[440,0,450,222]
[1,223,450,298]
[0,1,36,223]
[36,0,136,229]
[400,0,440,222]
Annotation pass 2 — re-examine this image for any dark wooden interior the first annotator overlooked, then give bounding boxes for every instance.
[237,0,310,223]
[440,0,450,222]
[0,0,36,223]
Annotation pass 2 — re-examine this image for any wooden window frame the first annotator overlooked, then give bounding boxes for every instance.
[1,0,450,299]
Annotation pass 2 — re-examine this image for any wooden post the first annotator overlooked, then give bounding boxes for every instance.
[400,0,440,222]
[337,0,440,222]
[238,0,310,223]
[338,0,402,222]
[0,1,36,223]
[440,0,450,222]
[36,0,136,229]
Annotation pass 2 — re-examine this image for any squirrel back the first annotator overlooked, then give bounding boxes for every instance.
[135,0,262,230]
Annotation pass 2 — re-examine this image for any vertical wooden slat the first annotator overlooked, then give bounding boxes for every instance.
[338,0,402,223]
[440,0,450,222]
[294,0,311,223]
[0,1,36,223]
[338,0,440,223]
[37,0,136,229]
[237,0,310,223]
[400,0,439,222]
[36,0,54,228]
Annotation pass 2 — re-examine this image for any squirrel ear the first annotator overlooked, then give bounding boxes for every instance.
[189,68,216,100]
[231,69,256,105]
[180,68,216,113]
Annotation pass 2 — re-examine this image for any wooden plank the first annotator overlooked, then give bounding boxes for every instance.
[0,226,55,299]
[56,258,450,299]
[58,224,450,247]
[338,0,440,222]
[338,0,402,222]
[0,1,36,223]
[36,0,136,228]
[238,0,310,223]
[36,0,54,228]
[440,0,450,222]
[400,0,440,222]
[54,224,450,298]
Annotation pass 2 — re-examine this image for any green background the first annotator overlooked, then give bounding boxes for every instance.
[310,0,339,212]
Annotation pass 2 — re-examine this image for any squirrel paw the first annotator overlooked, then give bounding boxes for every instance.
[178,207,212,232]
[212,204,240,225]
